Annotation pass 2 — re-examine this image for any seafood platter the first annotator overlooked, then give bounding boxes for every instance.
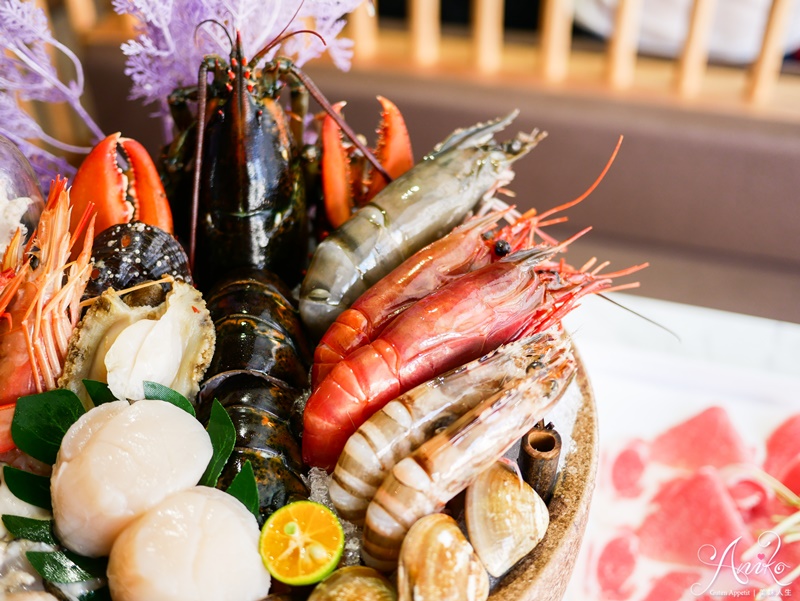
[0,2,646,600]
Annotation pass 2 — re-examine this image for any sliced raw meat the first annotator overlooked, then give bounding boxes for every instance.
[650,407,749,470]
[765,415,800,483]
[611,440,648,498]
[596,532,638,600]
[780,457,800,495]
[638,467,755,566]
[640,571,701,601]
[725,475,771,522]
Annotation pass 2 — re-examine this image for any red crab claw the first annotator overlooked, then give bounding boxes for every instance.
[321,96,413,229]
[69,133,173,257]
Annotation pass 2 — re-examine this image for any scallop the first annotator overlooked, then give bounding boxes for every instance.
[59,280,215,407]
[464,461,549,577]
[308,566,397,601]
[51,400,212,557]
[397,514,488,601]
[107,487,271,601]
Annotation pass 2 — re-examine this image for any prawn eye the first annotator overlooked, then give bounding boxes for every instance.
[494,239,511,257]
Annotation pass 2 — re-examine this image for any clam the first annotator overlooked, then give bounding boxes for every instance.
[465,461,550,577]
[397,513,489,601]
[59,280,215,406]
[308,566,397,601]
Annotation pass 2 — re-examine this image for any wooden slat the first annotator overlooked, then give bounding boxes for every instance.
[410,0,441,66]
[675,0,717,97]
[62,0,99,39]
[350,0,379,61]
[746,0,795,104]
[472,0,505,73]
[539,0,574,82]
[606,0,643,89]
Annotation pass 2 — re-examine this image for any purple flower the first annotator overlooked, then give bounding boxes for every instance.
[114,0,362,121]
[0,0,104,191]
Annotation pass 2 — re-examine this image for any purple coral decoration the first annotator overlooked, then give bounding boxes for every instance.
[114,0,362,121]
[0,0,105,192]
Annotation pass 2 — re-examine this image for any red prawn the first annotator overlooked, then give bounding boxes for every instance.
[310,136,623,388]
[303,233,645,470]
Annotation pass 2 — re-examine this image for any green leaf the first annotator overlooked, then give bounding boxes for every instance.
[3,466,52,510]
[226,460,259,519]
[11,390,85,465]
[82,380,116,406]
[1,515,56,544]
[64,551,108,579]
[199,399,236,487]
[143,382,195,417]
[26,551,95,583]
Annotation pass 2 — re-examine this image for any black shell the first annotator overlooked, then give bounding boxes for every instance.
[199,268,311,523]
[198,371,309,525]
[82,221,192,300]
[205,268,310,389]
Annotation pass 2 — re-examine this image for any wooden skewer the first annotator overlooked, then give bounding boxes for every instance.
[606,0,644,90]
[746,0,795,105]
[350,0,379,61]
[410,0,441,67]
[539,0,574,82]
[675,0,718,98]
[473,0,505,73]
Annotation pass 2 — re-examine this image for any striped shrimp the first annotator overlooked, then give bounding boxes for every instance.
[328,326,571,525]
[359,344,577,571]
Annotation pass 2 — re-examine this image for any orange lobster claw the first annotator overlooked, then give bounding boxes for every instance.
[321,102,354,229]
[321,96,414,229]
[366,95,414,199]
[69,133,173,256]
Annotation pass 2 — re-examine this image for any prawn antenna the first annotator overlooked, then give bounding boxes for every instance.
[538,135,624,221]
[596,293,680,342]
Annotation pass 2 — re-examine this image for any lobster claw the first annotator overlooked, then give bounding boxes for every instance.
[321,96,413,229]
[69,133,173,255]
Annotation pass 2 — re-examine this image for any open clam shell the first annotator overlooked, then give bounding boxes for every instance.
[397,513,489,601]
[465,461,549,577]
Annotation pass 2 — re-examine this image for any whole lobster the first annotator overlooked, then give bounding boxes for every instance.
[162,23,393,290]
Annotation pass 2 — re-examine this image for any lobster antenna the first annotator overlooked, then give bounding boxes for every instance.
[596,293,680,341]
[249,0,308,65]
[289,64,392,183]
[189,60,211,271]
[195,19,234,51]
[250,29,326,66]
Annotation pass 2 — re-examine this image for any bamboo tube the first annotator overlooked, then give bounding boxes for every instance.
[539,0,574,82]
[350,0,379,61]
[746,0,795,105]
[518,420,562,504]
[675,0,717,98]
[472,0,505,73]
[606,0,644,89]
[410,0,441,66]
